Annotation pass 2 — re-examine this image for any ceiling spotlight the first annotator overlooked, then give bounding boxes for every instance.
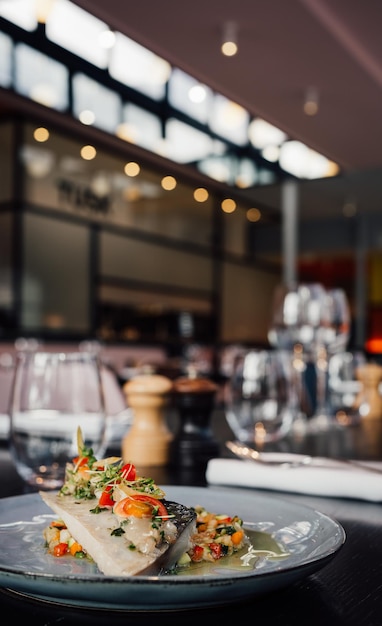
[303,86,319,116]
[221,21,238,57]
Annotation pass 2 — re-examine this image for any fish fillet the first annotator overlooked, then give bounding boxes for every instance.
[40,491,196,577]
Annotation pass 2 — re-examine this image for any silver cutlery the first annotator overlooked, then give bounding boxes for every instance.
[226,440,382,475]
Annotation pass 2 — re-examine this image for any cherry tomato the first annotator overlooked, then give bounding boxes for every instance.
[98,485,114,507]
[120,463,136,481]
[130,494,168,518]
[113,494,169,519]
[53,542,69,557]
[73,456,89,468]
[190,545,204,562]
[209,543,223,559]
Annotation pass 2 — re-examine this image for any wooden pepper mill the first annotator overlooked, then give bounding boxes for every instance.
[354,363,382,420]
[122,374,173,467]
[170,375,220,468]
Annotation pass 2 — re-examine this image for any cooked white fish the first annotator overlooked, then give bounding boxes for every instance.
[40,491,196,577]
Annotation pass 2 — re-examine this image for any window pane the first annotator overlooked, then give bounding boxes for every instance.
[221,261,279,343]
[209,94,249,146]
[164,118,213,163]
[119,103,162,151]
[168,68,212,124]
[22,213,90,332]
[109,32,170,100]
[197,154,236,185]
[21,122,214,247]
[15,43,69,111]
[46,0,109,69]
[0,32,12,88]
[222,205,248,256]
[72,73,121,134]
[100,232,213,291]
[0,0,36,31]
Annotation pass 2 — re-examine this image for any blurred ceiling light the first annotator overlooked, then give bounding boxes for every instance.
[99,29,116,49]
[124,161,140,177]
[188,84,207,103]
[246,207,261,222]
[194,187,209,202]
[221,198,236,213]
[221,21,238,56]
[303,86,319,116]
[79,109,96,125]
[248,118,287,149]
[36,0,55,24]
[33,126,49,142]
[80,144,96,160]
[161,175,177,190]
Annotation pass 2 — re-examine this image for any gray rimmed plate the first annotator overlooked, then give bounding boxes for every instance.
[0,486,346,611]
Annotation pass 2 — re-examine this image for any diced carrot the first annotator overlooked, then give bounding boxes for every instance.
[231,530,244,545]
[69,542,83,556]
[50,520,66,529]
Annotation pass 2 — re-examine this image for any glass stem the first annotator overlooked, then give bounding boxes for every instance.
[315,345,329,418]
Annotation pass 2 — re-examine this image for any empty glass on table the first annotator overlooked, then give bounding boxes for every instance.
[224,349,298,445]
[268,282,352,431]
[9,351,107,490]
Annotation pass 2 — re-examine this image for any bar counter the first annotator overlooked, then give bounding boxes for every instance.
[1,413,382,626]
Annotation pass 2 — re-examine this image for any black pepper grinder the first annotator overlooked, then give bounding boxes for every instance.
[170,375,220,470]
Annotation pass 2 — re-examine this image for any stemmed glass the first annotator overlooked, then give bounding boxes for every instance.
[267,282,320,426]
[309,287,351,430]
[224,349,296,445]
[268,283,351,431]
[9,351,108,490]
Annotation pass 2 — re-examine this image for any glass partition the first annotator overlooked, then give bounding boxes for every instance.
[22,213,90,333]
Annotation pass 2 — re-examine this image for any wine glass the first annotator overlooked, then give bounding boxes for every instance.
[224,349,297,445]
[308,287,351,430]
[268,282,352,431]
[267,282,319,426]
[8,351,107,490]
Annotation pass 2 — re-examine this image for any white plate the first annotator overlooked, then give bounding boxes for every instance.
[0,487,345,611]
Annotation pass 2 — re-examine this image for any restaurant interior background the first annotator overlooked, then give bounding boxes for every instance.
[1,0,382,376]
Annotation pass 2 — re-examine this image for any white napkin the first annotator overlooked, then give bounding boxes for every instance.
[206,457,382,502]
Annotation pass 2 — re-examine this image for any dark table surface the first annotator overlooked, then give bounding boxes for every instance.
[2,411,382,626]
